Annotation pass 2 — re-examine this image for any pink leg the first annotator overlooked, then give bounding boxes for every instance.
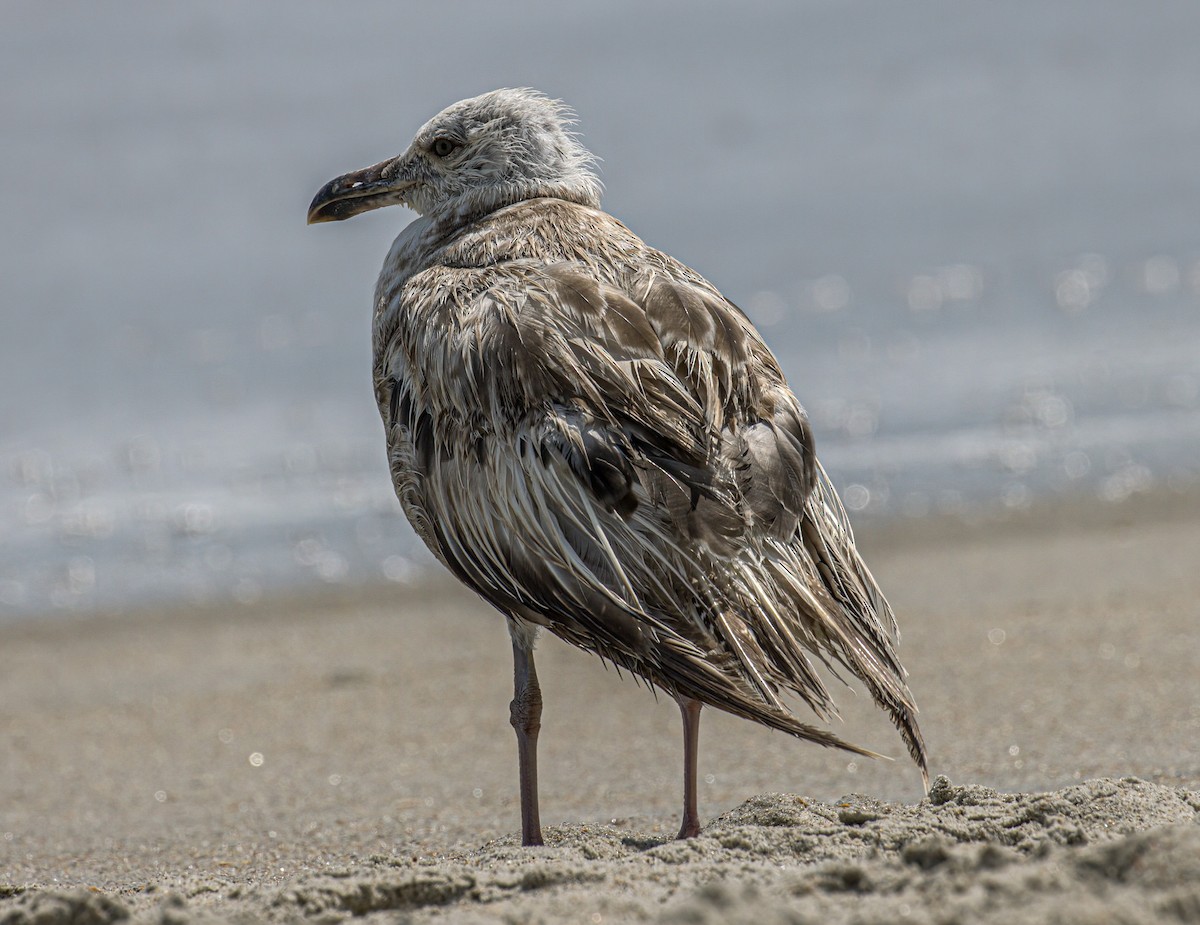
[509,636,544,846]
[675,695,703,839]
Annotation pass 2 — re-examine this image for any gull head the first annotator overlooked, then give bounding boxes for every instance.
[308,88,602,225]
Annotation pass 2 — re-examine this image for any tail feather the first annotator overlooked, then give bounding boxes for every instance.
[795,464,929,786]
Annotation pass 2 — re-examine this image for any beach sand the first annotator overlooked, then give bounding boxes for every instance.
[2,490,1199,923]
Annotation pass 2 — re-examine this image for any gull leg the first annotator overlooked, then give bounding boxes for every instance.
[508,622,544,846]
[675,695,703,839]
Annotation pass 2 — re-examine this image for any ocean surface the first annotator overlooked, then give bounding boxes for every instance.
[2,1,1199,620]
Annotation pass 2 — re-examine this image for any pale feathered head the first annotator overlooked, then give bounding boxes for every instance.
[308,88,602,225]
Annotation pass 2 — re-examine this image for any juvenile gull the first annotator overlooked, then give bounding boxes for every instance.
[308,88,927,845]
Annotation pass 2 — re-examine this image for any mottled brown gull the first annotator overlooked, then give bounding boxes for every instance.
[308,88,927,845]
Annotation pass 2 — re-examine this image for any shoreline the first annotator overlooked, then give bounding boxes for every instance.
[7,478,1198,633]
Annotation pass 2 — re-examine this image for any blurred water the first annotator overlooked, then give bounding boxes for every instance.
[2,1,1198,619]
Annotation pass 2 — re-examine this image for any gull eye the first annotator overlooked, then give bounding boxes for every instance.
[431,138,458,158]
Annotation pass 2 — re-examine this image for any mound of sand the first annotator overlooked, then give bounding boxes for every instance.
[3,776,1197,924]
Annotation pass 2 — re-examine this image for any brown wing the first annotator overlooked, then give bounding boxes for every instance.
[541,258,925,778]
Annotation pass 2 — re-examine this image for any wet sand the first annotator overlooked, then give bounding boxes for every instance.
[2,490,1199,923]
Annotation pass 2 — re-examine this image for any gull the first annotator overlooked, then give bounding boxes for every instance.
[308,88,927,845]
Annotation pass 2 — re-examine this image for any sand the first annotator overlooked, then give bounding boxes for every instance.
[2,489,1199,923]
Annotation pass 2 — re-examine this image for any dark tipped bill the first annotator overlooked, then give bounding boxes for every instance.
[307,158,413,224]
